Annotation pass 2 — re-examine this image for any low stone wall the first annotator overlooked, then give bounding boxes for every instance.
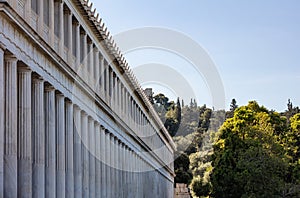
[174,183,192,198]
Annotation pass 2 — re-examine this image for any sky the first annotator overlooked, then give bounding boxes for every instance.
[92,0,300,111]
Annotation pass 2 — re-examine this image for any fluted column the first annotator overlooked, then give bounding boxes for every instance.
[117,79,121,115]
[115,139,120,198]
[129,150,133,198]
[74,21,80,69]
[125,92,128,122]
[109,69,113,106]
[134,153,138,196]
[58,1,64,55]
[133,153,136,196]
[119,84,123,115]
[95,123,101,198]
[111,74,115,111]
[94,48,99,87]
[100,127,106,198]
[124,147,128,197]
[17,65,32,198]
[137,156,141,197]
[82,33,87,72]
[0,44,5,198]
[45,84,56,198]
[81,112,89,198]
[4,55,18,198]
[32,74,45,198]
[138,110,140,133]
[49,0,54,47]
[132,153,136,197]
[142,160,146,197]
[67,12,73,63]
[115,79,119,114]
[120,143,125,198]
[88,117,95,198]
[65,100,74,198]
[25,0,31,23]
[134,104,136,132]
[38,0,44,35]
[121,85,125,117]
[73,106,82,198]
[131,99,134,128]
[132,152,136,197]
[87,42,93,84]
[111,136,115,197]
[105,131,111,197]
[125,148,130,197]
[105,63,110,102]
[99,55,104,97]
[55,93,65,198]
[139,111,142,133]
[127,93,131,124]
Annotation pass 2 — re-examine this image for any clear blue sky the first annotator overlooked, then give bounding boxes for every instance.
[93,0,300,111]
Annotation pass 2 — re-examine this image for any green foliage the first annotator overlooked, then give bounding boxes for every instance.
[172,100,225,197]
[152,92,300,197]
[283,113,300,188]
[164,98,182,136]
[211,101,300,197]
[226,98,238,119]
[281,99,300,123]
[190,176,212,198]
[174,152,193,185]
[153,94,181,136]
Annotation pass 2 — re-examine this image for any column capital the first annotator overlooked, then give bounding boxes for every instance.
[93,46,99,53]
[99,53,104,60]
[81,111,88,116]
[17,65,32,73]
[44,83,56,91]
[73,19,79,26]
[73,104,81,111]
[65,98,73,104]
[104,129,110,135]
[64,7,72,15]
[55,91,65,98]
[87,38,93,45]
[95,122,100,127]
[80,29,86,35]
[88,115,94,121]
[32,73,44,82]
[4,54,17,62]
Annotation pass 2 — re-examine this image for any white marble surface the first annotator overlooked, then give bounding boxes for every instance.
[0,0,175,197]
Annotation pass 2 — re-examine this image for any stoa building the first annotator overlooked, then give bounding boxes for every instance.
[0,0,175,197]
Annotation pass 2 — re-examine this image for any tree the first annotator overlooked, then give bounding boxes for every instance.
[283,113,300,195]
[189,150,214,197]
[230,98,238,112]
[164,98,182,137]
[174,152,193,185]
[282,99,300,122]
[176,98,182,129]
[226,98,238,119]
[211,101,291,197]
[153,93,172,110]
